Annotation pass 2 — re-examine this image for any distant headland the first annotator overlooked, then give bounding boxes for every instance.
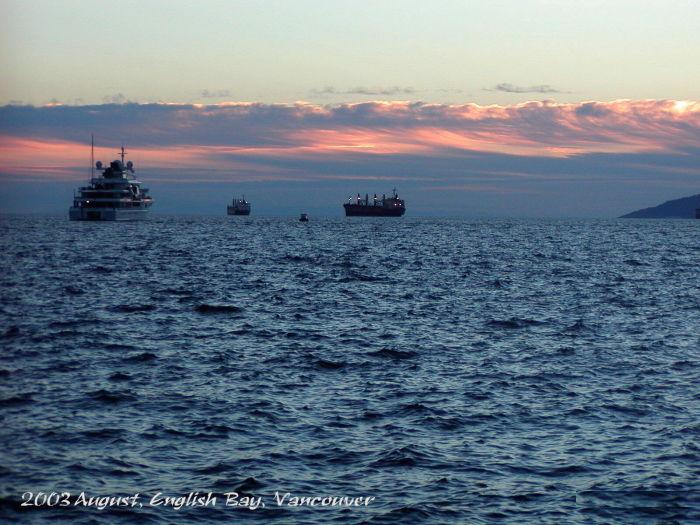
[620,194,700,219]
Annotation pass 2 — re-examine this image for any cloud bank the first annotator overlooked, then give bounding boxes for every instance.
[2,99,697,156]
[0,99,698,216]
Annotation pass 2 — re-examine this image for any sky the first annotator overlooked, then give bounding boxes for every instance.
[1,0,699,216]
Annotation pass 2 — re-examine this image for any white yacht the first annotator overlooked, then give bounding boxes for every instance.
[69,144,153,221]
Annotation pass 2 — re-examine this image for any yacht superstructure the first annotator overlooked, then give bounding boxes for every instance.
[69,143,153,221]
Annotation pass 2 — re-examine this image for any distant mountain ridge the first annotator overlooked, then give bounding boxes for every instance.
[620,194,700,218]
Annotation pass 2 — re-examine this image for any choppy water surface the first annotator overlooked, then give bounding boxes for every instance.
[1,216,698,524]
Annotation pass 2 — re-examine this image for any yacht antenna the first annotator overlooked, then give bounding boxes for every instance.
[120,144,126,164]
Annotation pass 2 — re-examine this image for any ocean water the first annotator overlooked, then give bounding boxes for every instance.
[1,215,698,524]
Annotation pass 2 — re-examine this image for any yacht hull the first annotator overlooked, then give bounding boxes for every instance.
[69,208,150,221]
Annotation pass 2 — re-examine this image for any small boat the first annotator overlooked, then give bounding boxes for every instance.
[227,196,251,215]
[299,213,309,222]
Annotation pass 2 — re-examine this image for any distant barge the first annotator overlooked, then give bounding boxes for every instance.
[343,189,406,217]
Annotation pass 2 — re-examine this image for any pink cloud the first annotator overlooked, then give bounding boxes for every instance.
[0,99,698,182]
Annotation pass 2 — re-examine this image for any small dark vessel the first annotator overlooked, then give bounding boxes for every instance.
[299,213,309,222]
[343,189,405,217]
[227,196,251,215]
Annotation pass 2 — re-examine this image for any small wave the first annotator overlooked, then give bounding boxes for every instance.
[508,492,546,502]
[82,427,125,439]
[125,352,157,362]
[314,359,346,370]
[253,329,275,339]
[0,393,34,407]
[108,468,140,478]
[109,371,132,381]
[464,412,499,422]
[367,348,417,360]
[490,279,507,288]
[2,326,20,338]
[487,317,545,329]
[671,360,696,371]
[306,332,331,341]
[64,285,85,295]
[200,423,235,435]
[360,410,383,420]
[542,464,589,477]
[339,271,385,283]
[464,390,492,401]
[369,445,430,468]
[281,254,315,264]
[193,460,240,475]
[398,402,432,414]
[566,319,588,331]
[195,304,244,314]
[603,403,649,417]
[421,415,464,430]
[32,329,82,341]
[66,462,92,473]
[561,319,591,335]
[103,343,137,351]
[49,319,96,328]
[248,409,277,422]
[142,424,186,439]
[233,476,265,492]
[0,496,24,513]
[377,505,434,520]
[89,389,136,404]
[163,287,195,296]
[111,304,156,313]
[567,407,590,416]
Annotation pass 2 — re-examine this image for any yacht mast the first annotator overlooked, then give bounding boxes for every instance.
[90,134,94,179]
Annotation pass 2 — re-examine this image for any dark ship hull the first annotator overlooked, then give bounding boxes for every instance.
[228,209,250,216]
[343,204,405,217]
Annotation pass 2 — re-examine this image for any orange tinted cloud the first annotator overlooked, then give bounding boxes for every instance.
[1,99,698,181]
